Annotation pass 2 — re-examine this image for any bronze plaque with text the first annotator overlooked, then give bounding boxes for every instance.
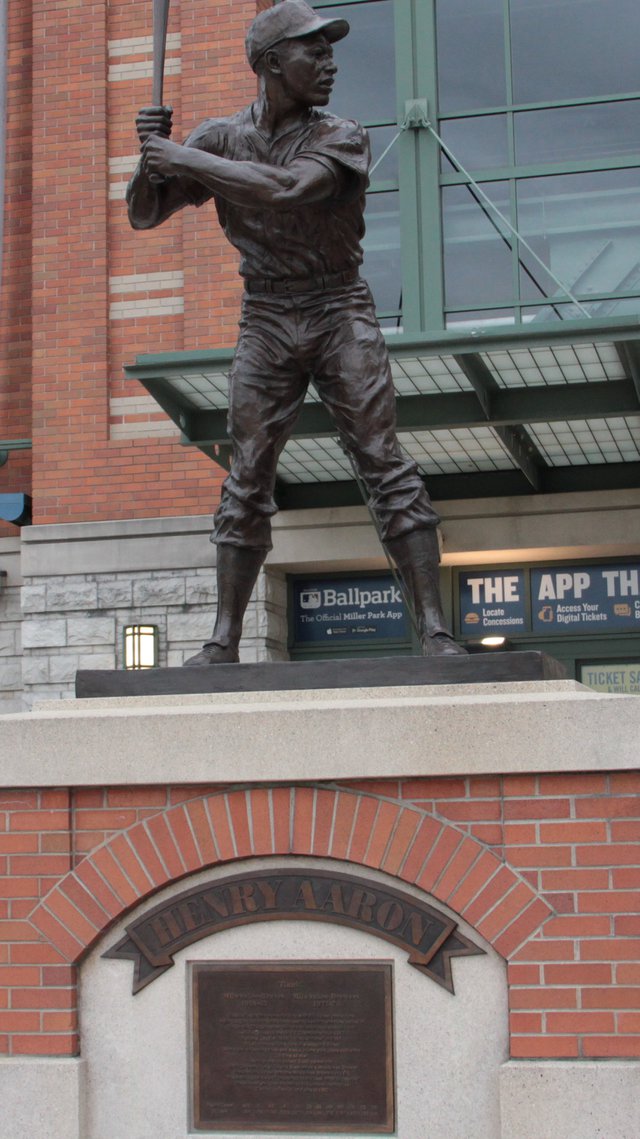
[191,961,395,1133]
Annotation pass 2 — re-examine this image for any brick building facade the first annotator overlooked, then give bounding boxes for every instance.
[3,771,640,1063]
[0,5,639,1133]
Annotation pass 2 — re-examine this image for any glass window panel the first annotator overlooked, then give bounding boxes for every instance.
[516,169,640,304]
[362,191,402,314]
[440,115,509,171]
[510,0,640,103]
[442,182,513,307]
[368,125,400,184]
[317,2,396,124]
[516,100,640,164]
[435,0,507,113]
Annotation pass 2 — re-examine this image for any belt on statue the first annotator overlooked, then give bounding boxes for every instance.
[243,270,359,296]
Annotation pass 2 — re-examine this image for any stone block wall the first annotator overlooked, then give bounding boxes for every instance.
[0,577,22,714]
[0,540,23,713]
[19,565,288,706]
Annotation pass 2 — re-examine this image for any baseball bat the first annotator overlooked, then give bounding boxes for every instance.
[149,0,171,183]
[152,0,170,106]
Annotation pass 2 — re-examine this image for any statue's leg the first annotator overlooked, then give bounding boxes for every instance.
[184,544,267,666]
[312,281,466,657]
[383,528,467,656]
[184,296,307,666]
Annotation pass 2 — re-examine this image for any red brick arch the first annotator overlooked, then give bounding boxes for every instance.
[29,786,552,964]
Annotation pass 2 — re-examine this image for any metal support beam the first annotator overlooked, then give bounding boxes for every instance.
[275,460,640,511]
[453,352,495,416]
[454,353,543,489]
[170,379,640,449]
[493,425,542,491]
[615,340,640,404]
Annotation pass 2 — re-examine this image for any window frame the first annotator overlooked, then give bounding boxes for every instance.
[313,0,640,336]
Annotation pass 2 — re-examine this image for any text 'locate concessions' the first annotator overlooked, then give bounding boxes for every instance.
[459,570,527,636]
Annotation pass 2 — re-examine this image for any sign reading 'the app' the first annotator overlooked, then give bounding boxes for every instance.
[292,575,409,646]
[531,564,640,633]
[459,571,528,636]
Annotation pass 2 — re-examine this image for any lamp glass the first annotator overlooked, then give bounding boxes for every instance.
[124,625,159,670]
[480,636,507,647]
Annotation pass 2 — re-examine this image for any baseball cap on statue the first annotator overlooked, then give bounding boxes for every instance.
[246,1,350,71]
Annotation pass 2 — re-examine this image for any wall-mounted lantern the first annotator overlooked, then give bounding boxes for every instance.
[123,624,159,670]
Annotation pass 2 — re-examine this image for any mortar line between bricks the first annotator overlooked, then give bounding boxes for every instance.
[309,787,318,855]
[437,845,485,905]
[141,819,173,882]
[343,794,361,864]
[59,869,111,928]
[288,788,295,853]
[379,807,402,870]
[430,831,466,895]
[223,795,239,859]
[325,790,339,859]
[181,805,204,869]
[394,813,423,879]
[102,835,150,903]
[476,878,531,930]
[245,789,254,855]
[267,789,276,856]
[360,798,382,865]
[202,798,222,862]
[45,883,103,944]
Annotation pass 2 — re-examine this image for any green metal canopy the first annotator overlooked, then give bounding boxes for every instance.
[125,315,640,509]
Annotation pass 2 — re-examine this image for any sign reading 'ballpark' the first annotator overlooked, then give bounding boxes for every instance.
[291,575,410,645]
[105,869,483,993]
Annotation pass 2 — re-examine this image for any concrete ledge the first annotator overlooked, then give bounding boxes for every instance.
[1,1055,637,1138]
[499,1060,640,1139]
[0,1058,84,1139]
[0,682,638,787]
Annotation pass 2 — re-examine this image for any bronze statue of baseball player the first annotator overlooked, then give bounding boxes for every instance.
[128,0,466,664]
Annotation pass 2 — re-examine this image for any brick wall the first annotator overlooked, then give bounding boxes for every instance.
[0,0,33,539]
[1,775,639,1059]
[1,0,261,534]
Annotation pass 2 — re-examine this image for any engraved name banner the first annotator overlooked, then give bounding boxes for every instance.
[104,868,483,993]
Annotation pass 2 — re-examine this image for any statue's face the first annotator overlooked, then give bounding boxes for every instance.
[274,32,337,107]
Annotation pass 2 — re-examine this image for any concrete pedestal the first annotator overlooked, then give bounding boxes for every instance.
[0,680,638,1138]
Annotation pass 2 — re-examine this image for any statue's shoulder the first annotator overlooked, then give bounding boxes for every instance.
[185,106,253,151]
[310,109,366,141]
[303,111,370,176]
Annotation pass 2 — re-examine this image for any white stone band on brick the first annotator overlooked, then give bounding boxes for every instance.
[107,33,181,57]
[109,297,185,320]
[109,271,184,295]
[109,155,139,176]
[108,58,181,84]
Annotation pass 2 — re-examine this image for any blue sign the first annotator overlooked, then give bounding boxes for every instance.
[531,563,640,633]
[459,570,528,636]
[291,575,409,646]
